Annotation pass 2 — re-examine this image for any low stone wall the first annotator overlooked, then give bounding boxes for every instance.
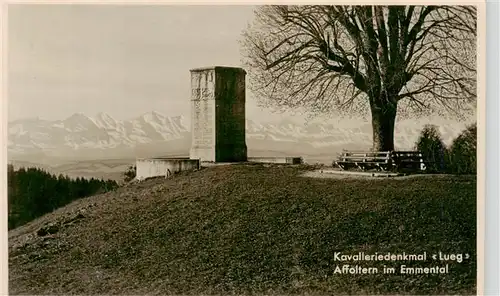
[248,157,303,164]
[136,158,200,180]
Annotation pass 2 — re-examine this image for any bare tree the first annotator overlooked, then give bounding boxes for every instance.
[241,5,477,151]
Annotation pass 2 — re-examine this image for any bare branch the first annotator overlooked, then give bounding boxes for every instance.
[241,5,476,120]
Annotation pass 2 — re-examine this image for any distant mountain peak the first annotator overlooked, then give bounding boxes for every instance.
[66,112,91,120]
[96,112,113,118]
[8,111,469,162]
[139,111,166,123]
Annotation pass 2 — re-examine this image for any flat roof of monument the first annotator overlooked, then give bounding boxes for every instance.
[190,66,246,73]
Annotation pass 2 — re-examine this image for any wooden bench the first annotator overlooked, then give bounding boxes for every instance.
[334,151,393,171]
[334,150,426,172]
[391,151,425,172]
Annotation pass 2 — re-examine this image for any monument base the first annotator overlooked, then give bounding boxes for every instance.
[215,144,247,162]
[190,146,215,162]
[248,156,302,164]
[190,144,247,163]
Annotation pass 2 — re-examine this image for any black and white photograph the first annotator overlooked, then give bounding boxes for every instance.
[5,3,482,295]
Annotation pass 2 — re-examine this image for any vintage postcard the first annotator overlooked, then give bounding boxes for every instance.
[2,1,486,295]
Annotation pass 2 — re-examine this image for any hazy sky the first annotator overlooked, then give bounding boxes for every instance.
[8,4,283,121]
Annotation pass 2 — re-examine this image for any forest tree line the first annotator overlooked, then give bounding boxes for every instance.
[8,165,119,230]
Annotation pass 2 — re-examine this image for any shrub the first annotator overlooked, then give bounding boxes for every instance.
[447,123,477,174]
[124,165,137,182]
[415,124,447,173]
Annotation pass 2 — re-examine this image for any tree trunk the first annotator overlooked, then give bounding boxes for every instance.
[370,100,397,151]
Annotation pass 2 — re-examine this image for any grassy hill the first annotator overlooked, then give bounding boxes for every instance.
[8,164,476,295]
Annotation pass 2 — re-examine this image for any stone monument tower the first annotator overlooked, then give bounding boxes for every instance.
[189,66,247,162]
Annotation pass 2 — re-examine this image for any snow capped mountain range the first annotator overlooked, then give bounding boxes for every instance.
[8,111,472,163]
[9,112,187,152]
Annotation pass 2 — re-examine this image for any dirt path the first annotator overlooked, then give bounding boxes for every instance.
[301,170,475,181]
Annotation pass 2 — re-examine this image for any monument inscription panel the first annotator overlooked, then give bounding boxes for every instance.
[191,87,214,148]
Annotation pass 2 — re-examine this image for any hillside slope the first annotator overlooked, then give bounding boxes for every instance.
[8,164,476,295]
